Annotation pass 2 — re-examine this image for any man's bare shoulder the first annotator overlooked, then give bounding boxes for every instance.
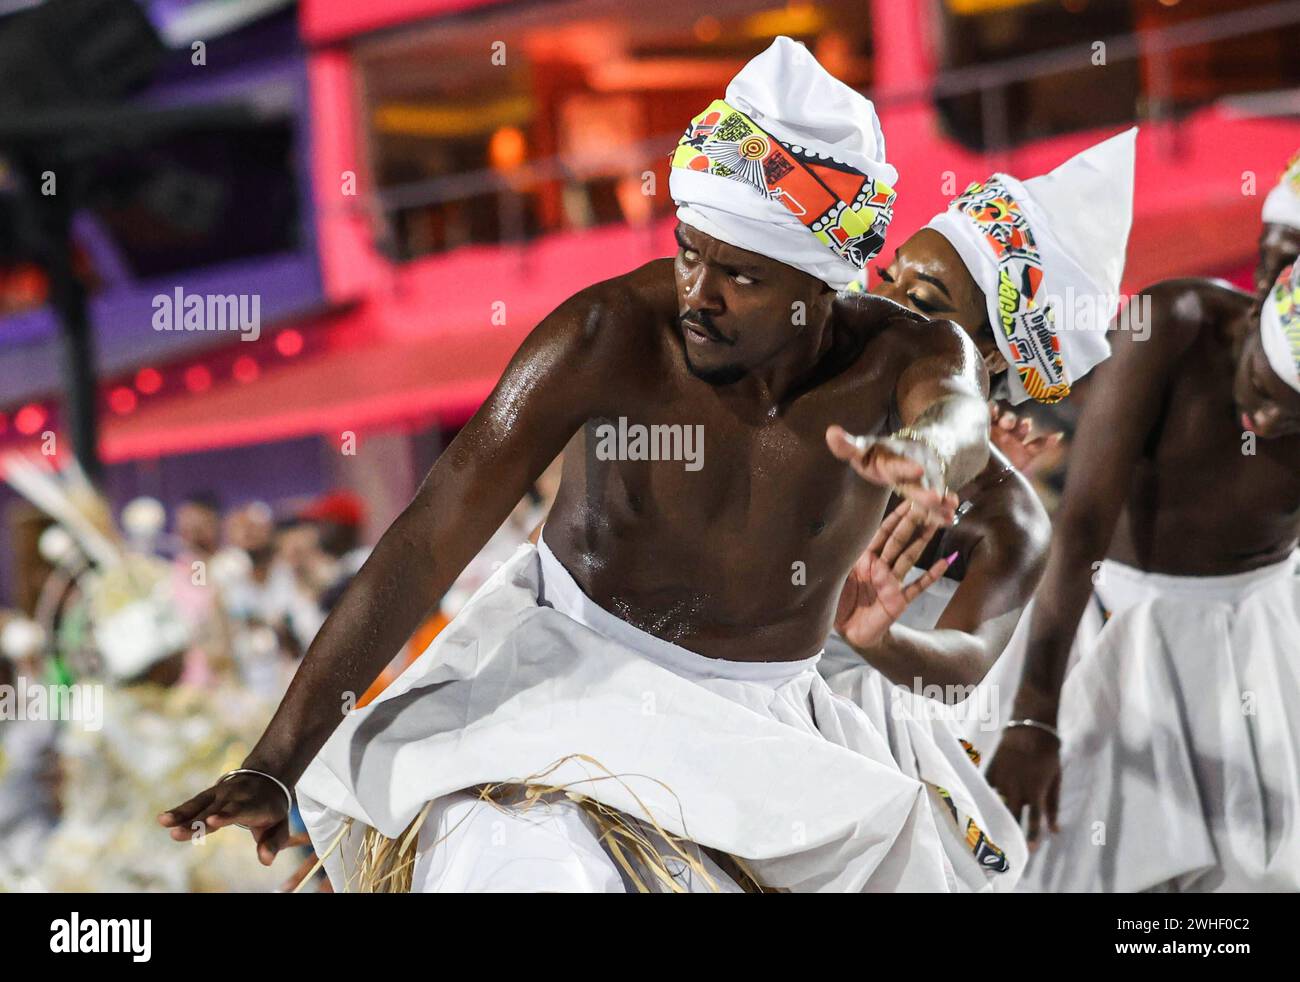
[582,258,676,331]
[834,289,924,332]
[546,259,674,360]
[1140,277,1253,343]
[520,259,675,394]
[834,291,970,364]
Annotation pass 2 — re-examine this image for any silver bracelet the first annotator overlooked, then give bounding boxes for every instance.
[1004,718,1061,742]
[219,768,294,826]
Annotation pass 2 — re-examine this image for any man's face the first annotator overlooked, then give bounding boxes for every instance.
[870,229,1004,374]
[1256,222,1300,299]
[673,222,832,385]
[1233,315,1300,439]
[225,507,274,563]
[176,503,219,555]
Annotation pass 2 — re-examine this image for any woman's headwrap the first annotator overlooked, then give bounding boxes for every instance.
[924,129,1138,404]
[1262,151,1300,232]
[1261,263,1300,394]
[669,36,898,291]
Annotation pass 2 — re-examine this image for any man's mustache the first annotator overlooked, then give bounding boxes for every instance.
[679,312,732,343]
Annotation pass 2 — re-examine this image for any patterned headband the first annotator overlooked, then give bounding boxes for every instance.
[1268,263,1300,371]
[670,99,896,271]
[952,177,1070,404]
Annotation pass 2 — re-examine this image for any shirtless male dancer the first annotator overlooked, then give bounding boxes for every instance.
[160,37,991,892]
[990,260,1300,892]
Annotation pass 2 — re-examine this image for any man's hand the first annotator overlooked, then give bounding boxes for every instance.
[988,402,1061,476]
[835,501,954,650]
[158,772,292,867]
[826,425,959,524]
[984,725,1061,850]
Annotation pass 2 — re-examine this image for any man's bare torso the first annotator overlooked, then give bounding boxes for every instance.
[1109,281,1300,575]
[544,259,943,662]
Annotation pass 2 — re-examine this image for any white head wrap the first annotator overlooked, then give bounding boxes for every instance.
[1261,263,1300,394]
[924,129,1137,404]
[1262,152,1300,232]
[669,36,898,290]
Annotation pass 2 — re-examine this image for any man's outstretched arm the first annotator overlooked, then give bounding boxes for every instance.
[829,318,990,522]
[986,286,1199,845]
[159,284,622,863]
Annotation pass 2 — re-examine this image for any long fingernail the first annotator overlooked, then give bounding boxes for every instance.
[946,551,959,565]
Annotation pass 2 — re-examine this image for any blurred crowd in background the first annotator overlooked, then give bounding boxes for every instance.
[0,462,557,891]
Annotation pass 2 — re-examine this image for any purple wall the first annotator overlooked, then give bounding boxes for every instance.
[0,6,323,408]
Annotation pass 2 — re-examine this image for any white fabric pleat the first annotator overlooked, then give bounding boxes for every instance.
[296,539,957,893]
[1020,555,1300,892]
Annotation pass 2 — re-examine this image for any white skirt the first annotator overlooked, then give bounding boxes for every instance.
[954,589,1104,761]
[819,573,1027,892]
[296,536,957,892]
[1023,554,1300,892]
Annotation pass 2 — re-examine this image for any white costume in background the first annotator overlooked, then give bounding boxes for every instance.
[0,716,59,888]
[32,682,284,892]
[1015,554,1300,893]
[297,537,957,892]
[0,619,58,888]
[819,573,1027,892]
[953,264,1300,893]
